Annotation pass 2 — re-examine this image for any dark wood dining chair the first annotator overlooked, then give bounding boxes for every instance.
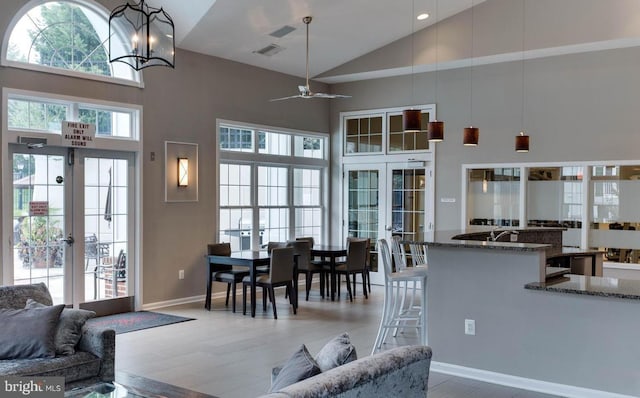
[288,240,325,300]
[351,237,372,294]
[242,246,296,319]
[334,239,369,302]
[208,242,249,313]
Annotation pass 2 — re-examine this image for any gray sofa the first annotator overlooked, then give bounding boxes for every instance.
[0,283,115,390]
[259,345,432,398]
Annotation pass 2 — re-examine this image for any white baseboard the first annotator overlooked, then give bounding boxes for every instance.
[431,361,637,398]
[140,280,311,311]
[142,293,210,311]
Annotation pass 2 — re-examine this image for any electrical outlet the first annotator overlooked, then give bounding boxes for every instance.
[465,319,475,335]
[178,270,184,280]
[510,233,518,242]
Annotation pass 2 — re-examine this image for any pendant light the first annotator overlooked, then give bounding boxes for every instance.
[428,0,445,142]
[463,0,479,146]
[515,0,530,152]
[403,0,422,132]
[109,0,175,70]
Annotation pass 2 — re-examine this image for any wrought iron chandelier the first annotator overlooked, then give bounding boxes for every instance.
[108,0,175,70]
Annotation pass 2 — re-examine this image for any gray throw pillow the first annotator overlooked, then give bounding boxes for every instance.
[0,304,65,359]
[25,299,96,355]
[269,345,321,392]
[314,332,358,372]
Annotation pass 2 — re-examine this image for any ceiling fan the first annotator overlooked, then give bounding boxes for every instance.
[269,16,351,101]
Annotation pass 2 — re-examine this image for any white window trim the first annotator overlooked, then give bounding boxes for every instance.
[461,160,640,253]
[216,119,329,245]
[1,0,143,88]
[341,104,436,157]
[4,88,143,151]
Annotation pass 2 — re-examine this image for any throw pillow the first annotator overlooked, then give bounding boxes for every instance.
[25,299,96,355]
[314,332,358,372]
[268,345,321,392]
[0,304,64,359]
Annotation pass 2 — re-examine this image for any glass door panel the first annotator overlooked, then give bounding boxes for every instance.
[344,165,385,284]
[344,162,431,284]
[83,157,129,301]
[12,151,68,304]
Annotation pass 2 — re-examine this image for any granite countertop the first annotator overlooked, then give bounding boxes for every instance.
[548,248,604,258]
[525,275,640,300]
[423,239,550,252]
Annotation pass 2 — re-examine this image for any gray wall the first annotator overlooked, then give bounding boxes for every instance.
[329,46,640,233]
[428,245,640,395]
[0,0,329,305]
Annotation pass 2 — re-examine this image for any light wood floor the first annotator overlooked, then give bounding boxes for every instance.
[115,284,562,398]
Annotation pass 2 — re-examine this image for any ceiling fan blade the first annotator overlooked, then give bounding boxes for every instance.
[312,92,352,99]
[269,94,304,102]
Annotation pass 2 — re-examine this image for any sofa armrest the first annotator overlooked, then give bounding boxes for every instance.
[260,345,432,398]
[76,325,115,382]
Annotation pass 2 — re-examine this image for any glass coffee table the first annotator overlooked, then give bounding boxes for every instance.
[65,373,219,398]
[65,382,156,398]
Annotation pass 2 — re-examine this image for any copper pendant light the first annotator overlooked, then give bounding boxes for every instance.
[515,131,529,152]
[403,109,422,132]
[428,120,444,142]
[463,126,479,146]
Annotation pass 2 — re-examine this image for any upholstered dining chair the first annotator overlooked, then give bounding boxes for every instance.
[208,242,249,313]
[352,237,372,294]
[334,239,369,302]
[295,236,315,248]
[287,240,325,300]
[242,246,297,319]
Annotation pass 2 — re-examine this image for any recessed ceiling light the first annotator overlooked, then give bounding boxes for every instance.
[417,13,429,20]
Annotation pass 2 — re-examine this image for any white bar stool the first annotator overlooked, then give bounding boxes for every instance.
[372,238,428,354]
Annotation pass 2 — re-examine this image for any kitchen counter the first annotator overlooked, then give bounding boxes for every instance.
[525,274,640,300]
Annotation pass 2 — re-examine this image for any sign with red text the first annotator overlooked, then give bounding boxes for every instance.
[61,121,96,148]
[29,201,49,216]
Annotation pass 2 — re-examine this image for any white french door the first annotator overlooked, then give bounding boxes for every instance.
[343,161,433,285]
[7,144,135,307]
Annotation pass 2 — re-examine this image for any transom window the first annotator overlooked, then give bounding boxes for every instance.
[218,121,328,252]
[5,90,140,140]
[342,105,435,155]
[4,0,139,84]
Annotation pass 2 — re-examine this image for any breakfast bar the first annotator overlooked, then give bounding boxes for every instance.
[425,234,640,397]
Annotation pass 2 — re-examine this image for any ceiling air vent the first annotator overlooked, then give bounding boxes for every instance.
[253,43,284,57]
[269,25,296,38]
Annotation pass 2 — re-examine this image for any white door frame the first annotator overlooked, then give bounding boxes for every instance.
[342,158,434,285]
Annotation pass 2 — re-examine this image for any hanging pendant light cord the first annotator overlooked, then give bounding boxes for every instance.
[411,0,415,105]
[521,0,526,133]
[435,0,439,106]
[470,0,474,126]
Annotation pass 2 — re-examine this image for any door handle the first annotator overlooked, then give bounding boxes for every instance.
[60,235,74,245]
[385,226,393,231]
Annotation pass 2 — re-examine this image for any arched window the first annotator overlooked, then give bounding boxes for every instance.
[3,0,140,85]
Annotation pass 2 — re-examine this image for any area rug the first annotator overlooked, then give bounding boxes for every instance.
[86,311,195,334]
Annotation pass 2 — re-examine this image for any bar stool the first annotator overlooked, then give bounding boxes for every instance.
[372,238,428,354]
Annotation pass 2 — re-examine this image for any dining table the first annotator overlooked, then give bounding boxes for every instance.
[310,245,348,301]
[205,251,270,317]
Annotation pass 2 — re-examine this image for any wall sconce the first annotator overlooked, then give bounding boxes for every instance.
[178,158,188,187]
[109,0,175,70]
